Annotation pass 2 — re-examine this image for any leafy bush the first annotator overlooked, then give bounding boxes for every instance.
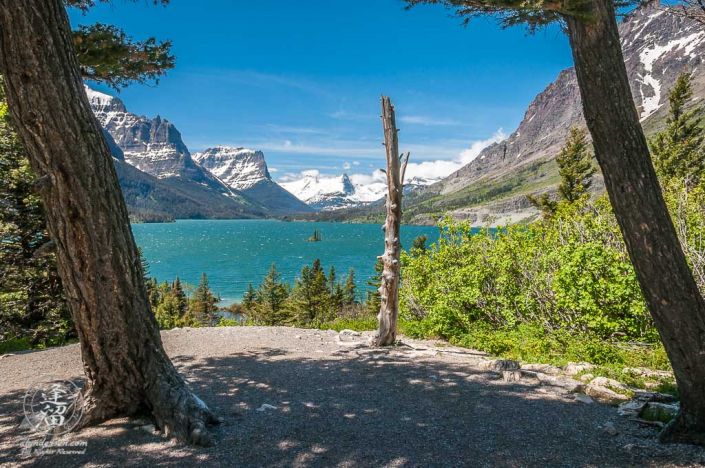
[401,198,655,343]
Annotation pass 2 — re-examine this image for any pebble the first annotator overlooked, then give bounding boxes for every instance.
[604,422,618,436]
[256,404,277,412]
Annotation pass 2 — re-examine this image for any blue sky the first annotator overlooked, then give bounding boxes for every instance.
[69,0,573,183]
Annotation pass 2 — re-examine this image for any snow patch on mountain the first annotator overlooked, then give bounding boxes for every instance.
[280,171,383,210]
[193,146,272,190]
[634,13,705,120]
[280,168,441,211]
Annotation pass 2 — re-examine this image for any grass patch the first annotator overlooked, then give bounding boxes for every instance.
[401,321,676,395]
[0,336,33,354]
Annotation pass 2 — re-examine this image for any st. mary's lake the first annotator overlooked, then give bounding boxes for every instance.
[132,220,440,305]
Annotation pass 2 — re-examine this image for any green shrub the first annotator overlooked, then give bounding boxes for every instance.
[401,199,654,343]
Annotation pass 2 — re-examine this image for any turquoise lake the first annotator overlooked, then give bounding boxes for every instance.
[132,220,440,305]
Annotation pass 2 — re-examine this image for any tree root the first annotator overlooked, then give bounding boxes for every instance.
[659,412,705,446]
[79,383,220,447]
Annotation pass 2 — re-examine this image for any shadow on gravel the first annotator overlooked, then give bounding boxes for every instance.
[1,347,703,467]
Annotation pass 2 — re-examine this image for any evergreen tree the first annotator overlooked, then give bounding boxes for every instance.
[190,272,217,326]
[650,72,705,186]
[343,268,357,306]
[242,283,257,312]
[556,127,596,203]
[153,279,196,330]
[327,264,345,315]
[528,127,595,215]
[153,293,180,330]
[291,260,332,323]
[365,258,384,314]
[328,265,337,292]
[172,276,187,317]
[0,80,71,345]
[526,193,559,217]
[309,260,331,321]
[253,264,290,325]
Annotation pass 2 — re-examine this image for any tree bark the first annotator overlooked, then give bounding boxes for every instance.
[372,96,409,346]
[0,0,218,445]
[566,0,705,445]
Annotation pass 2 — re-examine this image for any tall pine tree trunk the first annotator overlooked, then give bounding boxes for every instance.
[566,0,705,445]
[372,96,408,346]
[0,0,217,445]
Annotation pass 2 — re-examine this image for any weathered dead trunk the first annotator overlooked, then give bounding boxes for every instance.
[0,0,218,445]
[372,96,409,346]
[566,0,705,445]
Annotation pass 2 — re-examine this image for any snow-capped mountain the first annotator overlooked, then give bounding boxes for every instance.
[85,86,276,218]
[281,172,387,211]
[194,146,312,214]
[408,2,705,223]
[86,86,214,181]
[193,147,271,190]
[280,170,441,211]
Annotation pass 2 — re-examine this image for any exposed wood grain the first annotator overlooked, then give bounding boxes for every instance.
[372,96,406,346]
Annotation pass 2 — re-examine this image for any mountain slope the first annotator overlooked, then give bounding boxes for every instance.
[193,146,312,214]
[86,86,271,219]
[411,4,704,225]
[295,3,705,226]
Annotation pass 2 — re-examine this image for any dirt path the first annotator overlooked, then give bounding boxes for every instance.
[0,326,703,467]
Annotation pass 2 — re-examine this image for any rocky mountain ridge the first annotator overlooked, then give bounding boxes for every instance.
[403,3,705,225]
[194,146,312,214]
[86,86,308,217]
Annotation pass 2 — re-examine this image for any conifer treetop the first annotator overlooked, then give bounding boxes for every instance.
[404,0,640,32]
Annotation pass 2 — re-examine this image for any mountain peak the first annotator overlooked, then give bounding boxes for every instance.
[193,146,272,190]
[84,85,127,113]
[280,171,386,211]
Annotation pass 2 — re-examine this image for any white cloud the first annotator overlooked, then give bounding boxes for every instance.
[269,167,278,173]
[459,130,506,164]
[399,115,462,126]
[328,110,377,121]
[264,124,330,135]
[402,129,506,182]
[272,129,507,187]
[349,170,386,186]
[252,140,381,158]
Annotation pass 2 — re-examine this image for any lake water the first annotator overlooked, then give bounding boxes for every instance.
[132,220,440,305]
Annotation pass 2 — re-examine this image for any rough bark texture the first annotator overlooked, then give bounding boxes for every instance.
[566,0,705,445]
[0,0,217,445]
[372,96,408,346]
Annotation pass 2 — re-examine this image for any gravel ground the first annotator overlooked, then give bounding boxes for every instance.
[0,326,703,468]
